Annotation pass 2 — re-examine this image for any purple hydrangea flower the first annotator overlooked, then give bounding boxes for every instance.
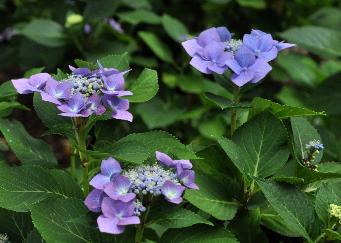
[107,18,124,33]
[84,24,92,34]
[97,197,140,234]
[243,33,278,61]
[81,94,106,117]
[12,73,51,94]
[161,180,185,204]
[104,176,136,202]
[103,95,133,122]
[155,151,193,175]
[101,71,133,97]
[225,46,272,87]
[84,189,105,212]
[41,79,72,105]
[90,157,122,190]
[178,170,199,190]
[250,29,295,52]
[57,92,86,117]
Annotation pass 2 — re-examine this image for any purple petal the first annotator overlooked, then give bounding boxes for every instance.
[250,29,267,37]
[84,189,104,212]
[118,216,140,226]
[243,34,259,50]
[231,70,255,87]
[258,34,275,52]
[41,92,62,105]
[249,59,272,83]
[197,27,221,47]
[276,41,295,51]
[216,26,232,42]
[189,56,211,74]
[235,47,256,67]
[69,66,91,76]
[207,63,227,74]
[112,110,133,122]
[97,216,125,234]
[181,39,202,57]
[28,73,51,91]
[101,157,122,177]
[203,42,225,60]
[225,58,242,74]
[258,46,278,61]
[103,176,133,201]
[179,170,199,190]
[89,174,111,190]
[161,180,185,204]
[12,78,35,94]
[156,151,175,167]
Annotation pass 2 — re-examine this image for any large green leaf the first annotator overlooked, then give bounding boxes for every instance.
[83,0,120,21]
[0,208,33,242]
[280,26,341,57]
[218,112,289,180]
[315,181,341,225]
[256,179,321,242]
[291,117,323,164]
[0,101,28,117]
[98,53,130,70]
[135,98,184,129]
[309,7,341,31]
[18,19,67,47]
[147,208,213,229]
[161,14,189,42]
[126,68,159,103]
[0,165,81,212]
[250,97,325,119]
[184,172,239,221]
[0,119,57,166]
[33,93,74,138]
[118,10,161,25]
[306,72,341,116]
[138,31,174,63]
[95,131,198,164]
[30,198,99,243]
[0,81,17,100]
[160,225,239,243]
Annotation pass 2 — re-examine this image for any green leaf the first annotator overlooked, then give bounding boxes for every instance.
[118,10,161,25]
[218,112,289,179]
[83,0,120,21]
[291,117,323,164]
[147,208,213,229]
[318,162,341,174]
[315,181,341,225]
[24,228,44,243]
[50,170,83,199]
[160,225,239,243]
[135,98,184,129]
[97,131,198,164]
[0,119,57,166]
[310,7,341,31]
[256,179,321,241]
[237,0,265,9]
[205,93,250,110]
[0,208,33,242]
[127,68,159,103]
[161,14,189,42]
[0,101,29,117]
[198,116,225,140]
[250,97,325,119]
[138,31,174,63]
[306,72,341,116]
[30,198,98,243]
[74,59,97,70]
[0,81,17,100]
[121,0,151,9]
[184,172,239,221]
[0,165,79,212]
[33,93,74,138]
[18,19,67,47]
[280,26,341,57]
[98,52,130,70]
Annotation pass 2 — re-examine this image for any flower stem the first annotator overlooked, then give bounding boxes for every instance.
[230,86,240,137]
[72,118,89,195]
[135,203,151,243]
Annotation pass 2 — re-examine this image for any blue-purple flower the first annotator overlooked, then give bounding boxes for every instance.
[161,180,185,204]
[156,151,193,175]
[107,18,124,33]
[97,197,140,234]
[12,73,52,94]
[225,47,272,87]
[89,157,122,190]
[104,176,136,202]
[84,189,104,213]
[103,95,133,122]
[57,93,86,117]
[41,79,72,105]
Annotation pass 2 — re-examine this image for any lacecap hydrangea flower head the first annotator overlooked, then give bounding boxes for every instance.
[11,62,133,121]
[84,152,198,235]
[182,27,295,87]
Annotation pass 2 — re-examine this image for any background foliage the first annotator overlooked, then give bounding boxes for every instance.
[0,0,341,242]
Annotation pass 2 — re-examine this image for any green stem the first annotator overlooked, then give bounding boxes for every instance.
[230,86,240,137]
[72,118,89,195]
[70,148,77,178]
[135,203,152,243]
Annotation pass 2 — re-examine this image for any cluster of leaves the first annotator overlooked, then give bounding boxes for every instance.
[0,0,341,242]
